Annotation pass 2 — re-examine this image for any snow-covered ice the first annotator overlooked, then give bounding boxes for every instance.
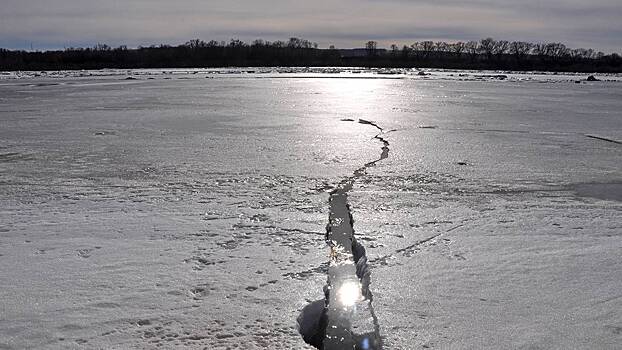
[0,69,620,349]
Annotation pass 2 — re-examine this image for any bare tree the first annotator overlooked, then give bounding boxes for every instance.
[184,39,206,49]
[401,45,411,59]
[465,41,479,61]
[251,39,265,47]
[410,42,422,59]
[390,44,399,55]
[434,41,449,53]
[570,48,587,60]
[206,40,221,47]
[533,43,547,57]
[288,37,302,48]
[93,43,111,51]
[509,41,533,61]
[365,40,378,57]
[450,41,466,57]
[479,37,495,60]
[545,43,569,58]
[493,40,509,57]
[421,41,435,52]
[228,39,246,48]
[271,40,286,48]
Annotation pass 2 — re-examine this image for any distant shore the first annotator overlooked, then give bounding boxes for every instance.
[2,37,621,73]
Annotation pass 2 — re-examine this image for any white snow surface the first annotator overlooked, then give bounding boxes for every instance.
[0,69,621,349]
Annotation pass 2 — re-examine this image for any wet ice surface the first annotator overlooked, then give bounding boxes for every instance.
[1,69,621,349]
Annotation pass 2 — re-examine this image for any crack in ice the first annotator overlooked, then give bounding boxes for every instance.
[298,119,388,350]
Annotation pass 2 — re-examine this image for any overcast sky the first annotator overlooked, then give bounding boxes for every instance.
[1,0,620,52]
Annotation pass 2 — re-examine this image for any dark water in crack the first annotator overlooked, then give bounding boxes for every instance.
[298,119,387,350]
[585,134,622,145]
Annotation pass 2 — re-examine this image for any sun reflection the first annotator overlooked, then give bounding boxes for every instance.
[360,337,371,350]
[308,77,390,119]
[336,280,362,307]
[320,78,380,108]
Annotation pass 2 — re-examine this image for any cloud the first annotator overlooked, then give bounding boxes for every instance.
[0,0,620,52]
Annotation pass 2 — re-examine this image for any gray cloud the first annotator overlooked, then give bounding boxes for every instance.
[0,0,620,52]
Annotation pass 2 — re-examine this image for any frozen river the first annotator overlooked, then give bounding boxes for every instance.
[1,69,621,349]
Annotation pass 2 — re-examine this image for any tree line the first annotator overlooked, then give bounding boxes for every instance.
[371,38,620,71]
[1,37,620,72]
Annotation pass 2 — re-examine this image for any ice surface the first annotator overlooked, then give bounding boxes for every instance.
[0,69,621,349]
